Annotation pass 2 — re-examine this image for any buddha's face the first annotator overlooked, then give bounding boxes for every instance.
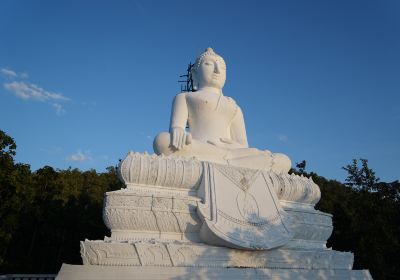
[193,55,226,90]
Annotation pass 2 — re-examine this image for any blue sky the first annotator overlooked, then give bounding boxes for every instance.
[1,0,399,182]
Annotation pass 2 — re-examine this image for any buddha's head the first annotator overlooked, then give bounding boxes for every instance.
[191,47,226,90]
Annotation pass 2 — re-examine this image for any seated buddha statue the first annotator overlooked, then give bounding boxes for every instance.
[153,48,291,173]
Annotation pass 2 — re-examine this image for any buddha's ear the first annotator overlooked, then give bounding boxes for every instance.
[190,65,196,75]
[190,67,197,82]
[190,69,199,91]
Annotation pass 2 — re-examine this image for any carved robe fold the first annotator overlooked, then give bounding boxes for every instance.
[197,162,293,250]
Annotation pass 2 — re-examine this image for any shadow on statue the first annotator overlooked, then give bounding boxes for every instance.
[171,213,295,280]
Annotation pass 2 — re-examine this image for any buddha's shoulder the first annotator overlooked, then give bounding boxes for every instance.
[174,92,188,98]
[183,91,204,100]
[224,95,236,103]
[173,92,189,102]
[174,92,205,99]
[224,95,238,107]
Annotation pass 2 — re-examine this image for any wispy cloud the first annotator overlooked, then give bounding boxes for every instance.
[20,72,29,79]
[66,150,92,162]
[277,134,289,143]
[53,103,66,115]
[4,81,69,102]
[1,67,70,115]
[1,68,18,79]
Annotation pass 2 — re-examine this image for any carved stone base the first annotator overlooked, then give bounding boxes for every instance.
[57,263,373,280]
[103,188,333,250]
[58,153,372,279]
[106,153,332,251]
[80,240,353,270]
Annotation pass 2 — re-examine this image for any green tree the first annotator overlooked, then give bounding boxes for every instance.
[342,158,379,192]
[338,158,400,280]
[294,158,399,279]
[295,160,307,174]
[0,130,32,267]
[0,130,16,166]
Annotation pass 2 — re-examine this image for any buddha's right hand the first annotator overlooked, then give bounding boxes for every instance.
[171,127,188,150]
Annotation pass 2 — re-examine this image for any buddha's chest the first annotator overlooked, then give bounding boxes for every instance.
[186,93,237,124]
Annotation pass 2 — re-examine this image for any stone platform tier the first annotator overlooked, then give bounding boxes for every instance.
[58,239,373,279]
[58,264,372,280]
[105,152,330,250]
[81,240,353,269]
[103,187,332,250]
[117,152,320,204]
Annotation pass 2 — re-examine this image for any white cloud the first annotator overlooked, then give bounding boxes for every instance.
[1,68,17,79]
[53,103,66,115]
[277,134,288,143]
[1,67,70,115]
[66,151,92,162]
[20,72,29,79]
[4,81,69,102]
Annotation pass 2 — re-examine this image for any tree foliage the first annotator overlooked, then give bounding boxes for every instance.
[1,130,399,280]
[342,158,379,191]
[0,130,123,273]
[291,159,400,280]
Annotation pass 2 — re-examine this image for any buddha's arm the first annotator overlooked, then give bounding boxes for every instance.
[169,93,189,149]
[229,107,249,148]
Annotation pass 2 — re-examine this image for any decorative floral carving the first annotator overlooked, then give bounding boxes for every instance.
[119,152,202,190]
[103,189,202,241]
[104,187,330,245]
[135,243,172,266]
[80,241,141,266]
[119,153,321,205]
[266,172,321,205]
[80,240,354,270]
[215,164,260,192]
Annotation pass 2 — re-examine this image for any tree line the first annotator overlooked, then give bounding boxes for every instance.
[0,130,399,279]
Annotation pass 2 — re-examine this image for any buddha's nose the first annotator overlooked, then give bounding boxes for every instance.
[214,63,220,74]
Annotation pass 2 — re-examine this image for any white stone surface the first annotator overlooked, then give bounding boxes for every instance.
[153,48,291,173]
[56,48,373,279]
[80,240,354,269]
[118,152,202,192]
[118,152,321,204]
[197,162,293,249]
[107,153,331,250]
[57,264,373,280]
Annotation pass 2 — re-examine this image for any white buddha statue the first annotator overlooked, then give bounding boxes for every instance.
[153,48,291,173]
